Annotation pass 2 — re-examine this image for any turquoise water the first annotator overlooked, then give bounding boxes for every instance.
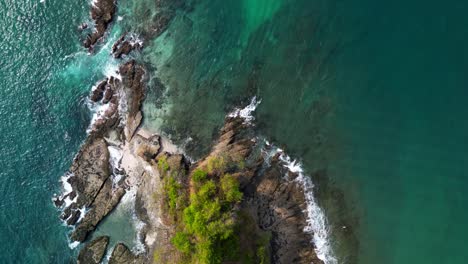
[2,0,468,263]
[141,1,468,263]
[0,0,88,262]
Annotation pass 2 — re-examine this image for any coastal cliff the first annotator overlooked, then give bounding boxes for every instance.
[54,0,330,263]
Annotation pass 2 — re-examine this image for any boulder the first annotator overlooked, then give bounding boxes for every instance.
[109,243,144,264]
[77,236,109,264]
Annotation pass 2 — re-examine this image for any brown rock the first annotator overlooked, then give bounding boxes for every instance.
[83,0,116,49]
[119,60,145,140]
[77,236,109,264]
[108,243,144,264]
[71,179,125,242]
[90,79,107,102]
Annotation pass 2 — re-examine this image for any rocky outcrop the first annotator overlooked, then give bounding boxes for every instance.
[112,34,142,59]
[137,115,323,264]
[199,116,323,263]
[77,236,109,264]
[83,0,117,50]
[248,157,323,264]
[109,243,145,264]
[56,59,145,244]
[119,60,146,140]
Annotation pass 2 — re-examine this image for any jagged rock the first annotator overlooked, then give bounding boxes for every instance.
[102,83,114,104]
[135,134,161,162]
[78,23,88,30]
[77,236,109,264]
[112,34,141,59]
[71,179,126,242]
[119,60,145,140]
[195,116,323,264]
[66,209,81,226]
[83,0,116,49]
[59,137,126,242]
[109,243,144,264]
[68,138,110,207]
[91,79,107,102]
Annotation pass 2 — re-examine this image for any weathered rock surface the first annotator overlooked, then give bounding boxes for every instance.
[58,58,146,245]
[77,236,109,264]
[109,243,144,264]
[83,0,116,49]
[119,60,145,140]
[112,34,142,58]
[139,116,323,264]
[214,117,323,264]
[250,157,323,264]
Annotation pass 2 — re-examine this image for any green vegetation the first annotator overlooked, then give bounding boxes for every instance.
[206,156,227,174]
[156,154,267,264]
[158,155,170,173]
[220,173,243,203]
[166,166,243,264]
[192,169,207,182]
[163,176,182,214]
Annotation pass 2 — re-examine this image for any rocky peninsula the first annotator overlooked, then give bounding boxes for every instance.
[54,0,329,263]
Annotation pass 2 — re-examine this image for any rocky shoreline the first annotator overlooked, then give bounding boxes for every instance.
[54,0,331,263]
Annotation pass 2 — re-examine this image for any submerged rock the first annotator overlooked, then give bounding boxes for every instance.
[77,236,109,264]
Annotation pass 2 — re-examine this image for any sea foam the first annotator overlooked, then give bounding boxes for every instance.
[277,151,337,264]
[233,97,337,264]
[228,96,261,124]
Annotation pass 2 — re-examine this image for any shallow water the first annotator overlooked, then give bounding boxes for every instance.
[2,0,468,263]
[140,1,468,263]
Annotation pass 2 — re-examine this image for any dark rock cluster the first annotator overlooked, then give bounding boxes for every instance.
[83,0,116,50]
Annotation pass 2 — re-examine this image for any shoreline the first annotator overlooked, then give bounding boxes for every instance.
[53,0,340,263]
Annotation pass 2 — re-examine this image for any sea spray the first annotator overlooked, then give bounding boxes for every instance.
[228,96,261,124]
[231,97,337,264]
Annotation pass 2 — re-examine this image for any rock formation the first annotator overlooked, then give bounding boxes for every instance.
[58,0,326,262]
[112,34,142,59]
[83,0,117,50]
[77,236,109,264]
[108,243,145,264]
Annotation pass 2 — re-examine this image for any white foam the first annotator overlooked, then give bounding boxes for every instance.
[86,100,112,133]
[276,150,337,264]
[108,145,123,169]
[77,206,88,224]
[63,194,78,208]
[228,96,261,124]
[60,174,73,195]
[69,241,80,249]
[102,61,122,80]
[128,33,144,47]
[56,174,79,208]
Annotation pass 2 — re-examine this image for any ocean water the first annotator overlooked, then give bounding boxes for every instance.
[141,1,468,264]
[0,0,89,262]
[2,0,468,264]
